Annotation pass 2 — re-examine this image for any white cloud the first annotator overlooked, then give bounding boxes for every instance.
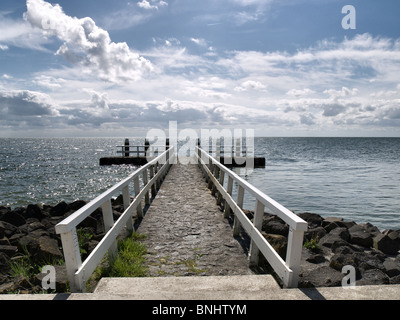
[137,0,168,10]
[0,11,50,51]
[190,38,208,47]
[25,0,153,83]
[234,80,267,92]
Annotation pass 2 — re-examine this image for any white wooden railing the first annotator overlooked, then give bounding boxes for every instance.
[195,146,307,288]
[55,147,174,292]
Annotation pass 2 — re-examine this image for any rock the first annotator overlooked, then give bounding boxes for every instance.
[18,235,40,254]
[262,233,287,260]
[352,252,385,275]
[318,227,350,248]
[360,223,381,237]
[329,253,356,272]
[304,226,327,242]
[50,201,70,217]
[36,236,63,262]
[383,258,400,277]
[390,274,400,284]
[0,221,18,238]
[356,269,390,286]
[306,254,326,264]
[0,252,10,267]
[388,230,400,246]
[348,224,373,248]
[0,282,16,294]
[262,216,289,236]
[24,204,44,220]
[297,212,323,229]
[373,233,400,255]
[68,200,87,211]
[323,222,341,233]
[0,245,18,257]
[322,217,343,228]
[0,210,26,227]
[299,266,343,288]
[34,264,68,293]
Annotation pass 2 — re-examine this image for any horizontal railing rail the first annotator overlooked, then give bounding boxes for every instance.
[195,146,307,288]
[56,147,174,292]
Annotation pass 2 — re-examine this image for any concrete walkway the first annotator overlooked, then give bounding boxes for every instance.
[135,163,253,277]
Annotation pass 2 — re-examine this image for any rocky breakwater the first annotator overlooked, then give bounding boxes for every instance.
[0,197,127,294]
[255,211,400,288]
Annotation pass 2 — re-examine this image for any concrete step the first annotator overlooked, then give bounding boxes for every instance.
[92,274,284,300]
[1,275,400,300]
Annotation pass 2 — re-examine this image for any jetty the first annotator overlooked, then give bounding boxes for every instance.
[53,143,305,293]
[99,138,266,167]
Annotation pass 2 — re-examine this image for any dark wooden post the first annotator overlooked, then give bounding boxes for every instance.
[124,138,129,157]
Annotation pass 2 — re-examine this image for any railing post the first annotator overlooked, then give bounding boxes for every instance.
[233,185,244,236]
[284,228,305,288]
[149,165,156,197]
[224,176,233,218]
[59,228,82,292]
[207,163,214,189]
[122,185,133,232]
[248,200,265,266]
[211,165,219,196]
[142,168,150,205]
[134,176,143,218]
[217,169,225,205]
[101,199,118,258]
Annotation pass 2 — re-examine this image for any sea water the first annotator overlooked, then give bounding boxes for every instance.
[0,137,399,231]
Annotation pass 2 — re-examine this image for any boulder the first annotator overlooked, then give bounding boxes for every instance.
[348,224,373,248]
[388,230,400,246]
[24,204,44,220]
[306,254,326,264]
[68,200,87,211]
[329,253,356,272]
[50,201,70,217]
[383,258,400,277]
[390,275,400,284]
[34,264,68,293]
[356,269,390,286]
[297,212,323,229]
[0,221,18,238]
[352,252,385,275]
[262,233,287,260]
[373,233,400,255]
[299,266,343,288]
[0,245,18,257]
[318,227,350,249]
[36,236,63,262]
[304,226,326,242]
[0,210,26,227]
[262,216,289,236]
[322,217,343,228]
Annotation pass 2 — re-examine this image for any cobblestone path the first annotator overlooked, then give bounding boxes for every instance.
[136,163,254,277]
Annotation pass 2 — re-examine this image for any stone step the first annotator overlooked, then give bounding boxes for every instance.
[92,275,284,300]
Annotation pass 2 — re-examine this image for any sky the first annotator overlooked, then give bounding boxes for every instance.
[0,0,400,137]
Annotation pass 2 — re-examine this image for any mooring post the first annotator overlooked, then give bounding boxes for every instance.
[124,138,130,157]
[145,139,150,156]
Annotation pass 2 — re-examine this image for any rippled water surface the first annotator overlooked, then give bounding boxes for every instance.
[0,137,399,230]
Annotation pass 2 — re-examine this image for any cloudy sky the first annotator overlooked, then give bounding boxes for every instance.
[0,0,399,137]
